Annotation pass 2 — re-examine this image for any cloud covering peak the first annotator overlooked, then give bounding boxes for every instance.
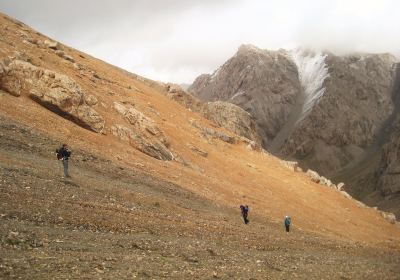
[1,0,399,83]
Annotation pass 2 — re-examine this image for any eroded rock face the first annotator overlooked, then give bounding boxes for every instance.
[281,53,397,175]
[189,119,236,144]
[201,101,262,145]
[377,114,400,195]
[190,45,400,217]
[0,59,105,133]
[164,84,261,145]
[112,102,173,161]
[376,65,400,200]
[189,44,302,146]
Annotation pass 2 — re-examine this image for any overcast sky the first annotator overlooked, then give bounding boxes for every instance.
[1,0,399,83]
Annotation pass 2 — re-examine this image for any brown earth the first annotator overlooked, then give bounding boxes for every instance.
[0,12,400,279]
[1,113,400,279]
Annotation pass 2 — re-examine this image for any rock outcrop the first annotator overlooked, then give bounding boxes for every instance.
[112,102,173,161]
[280,160,301,172]
[186,143,208,157]
[189,119,236,144]
[164,83,261,145]
[189,45,302,146]
[0,58,105,133]
[164,83,203,113]
[190,45,400,217]
[201,101,262,145]
[43,40,60,50]
[379,211,397,224]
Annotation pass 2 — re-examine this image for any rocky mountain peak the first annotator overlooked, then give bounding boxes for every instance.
[237,43,264,54]
[190,44,400,218]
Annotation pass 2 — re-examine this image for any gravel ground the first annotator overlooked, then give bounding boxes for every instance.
[1,114,399,279]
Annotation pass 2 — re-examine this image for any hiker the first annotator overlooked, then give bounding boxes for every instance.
[240,205,249,224]
[284,215,291,233]
[56,144,72,178]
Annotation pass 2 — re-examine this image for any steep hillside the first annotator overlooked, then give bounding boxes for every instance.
[190,45,301,146]
[190,45,400,218]
[2,114,399,279]
[1,13,400,279]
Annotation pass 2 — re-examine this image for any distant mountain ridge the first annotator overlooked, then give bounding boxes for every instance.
[189,44,400,218]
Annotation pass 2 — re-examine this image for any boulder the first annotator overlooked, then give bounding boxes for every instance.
[190,119,236,144]
[305,169,336,188]
[55,50,65,57]
[0,59,105,133]
[26,37,39,45]
[281,160,299,172]
[44,40,59,50]
[245,140,261,151]
[111,124,173,161]
[74,105,105,133]
[201,101,262,145]
[319,176,334,188]
[187,143,208,157]
[113,102,161,136]
[85,94,98,106]
[165,83,203,112]
[73,63,83,70]
[355,200,368,208]
[340,191,352,199]
[112,102,173,161]
[63,54,75,63]
[379,211,397,224]
[306,169,321,183]
[54,50,75,63]
[214,131,236,144]
[337,182,345,191]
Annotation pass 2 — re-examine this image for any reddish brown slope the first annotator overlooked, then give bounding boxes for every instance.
[0,12,399,246]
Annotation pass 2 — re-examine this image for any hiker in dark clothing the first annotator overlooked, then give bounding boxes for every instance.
[284,215,291,233]
[56,144,72,178]
[240,205,249,224]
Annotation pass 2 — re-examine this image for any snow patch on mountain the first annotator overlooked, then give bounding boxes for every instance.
[289,49,329,122]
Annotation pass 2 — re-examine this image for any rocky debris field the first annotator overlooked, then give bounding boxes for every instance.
[0,117,400,280]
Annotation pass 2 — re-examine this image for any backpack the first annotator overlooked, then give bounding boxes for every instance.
[56,149,63,160]
[56,148,71,160]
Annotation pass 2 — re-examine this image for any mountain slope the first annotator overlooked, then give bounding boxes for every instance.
[189,45,302,146]
[190,44,400,218]
[0,12,400,279]
[2,113,400,279]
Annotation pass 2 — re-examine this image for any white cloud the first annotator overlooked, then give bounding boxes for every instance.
[1,0,399,84]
